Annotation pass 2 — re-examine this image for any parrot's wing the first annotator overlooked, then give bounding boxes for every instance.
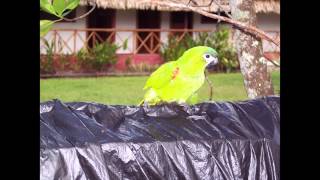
[143,61,178,90]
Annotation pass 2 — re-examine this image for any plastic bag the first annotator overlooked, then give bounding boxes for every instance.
[40,96,280,180]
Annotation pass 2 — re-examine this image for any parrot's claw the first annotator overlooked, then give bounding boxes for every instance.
[143,101,149,107]
[156,101,171,106]
[177,102,189,107]
[144,101,191,108]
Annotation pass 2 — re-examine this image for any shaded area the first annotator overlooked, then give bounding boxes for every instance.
[40,96,279,180]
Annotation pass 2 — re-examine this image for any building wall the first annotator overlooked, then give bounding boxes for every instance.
[40,6,87,54]
[257,13,280,52]
[41,9,280,54]
[194,13,215,30]
[160,11,170,46]
[115,10,136,54]
[193,13,233,40]
[257,13,280,31]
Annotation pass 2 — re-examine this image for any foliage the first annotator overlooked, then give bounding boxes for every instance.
[160,33,194,62]
[160,26,239,73]
[127,62,160,73]
[40,20,55,37]
[125,57,132,67]
[55,54,77,72]
[77,41,120,71]
[124,56,160,73]
[40,0,80,37]
[40,39,55,74]
[203,27,239,72]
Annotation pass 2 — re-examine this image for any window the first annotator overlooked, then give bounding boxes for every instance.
[137,10,161,53]
[170,12,193,29]
[200,12,229,24]
[40,9,77,22]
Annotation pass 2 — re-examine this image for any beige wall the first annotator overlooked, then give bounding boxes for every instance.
[257,13,280,52]
[257,13,280,31]
[115,10,136,53]
[160,11,170,47]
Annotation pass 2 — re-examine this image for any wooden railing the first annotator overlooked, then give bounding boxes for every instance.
[40,28,280,55]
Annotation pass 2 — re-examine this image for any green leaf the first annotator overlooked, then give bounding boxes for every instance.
[122,39,128,50]
[40,0,58,16]
[53,0,66,16]
[40,20,54,37]
[65,0,80,11]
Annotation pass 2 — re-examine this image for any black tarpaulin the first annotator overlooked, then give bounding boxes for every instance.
[40,96,280,180]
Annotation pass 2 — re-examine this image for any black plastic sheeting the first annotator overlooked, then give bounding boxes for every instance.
[40,96,280,180]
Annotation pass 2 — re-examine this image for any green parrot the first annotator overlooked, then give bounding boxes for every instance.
[139,46,219,105]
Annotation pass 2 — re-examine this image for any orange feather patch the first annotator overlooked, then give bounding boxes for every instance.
[171,67,180,80]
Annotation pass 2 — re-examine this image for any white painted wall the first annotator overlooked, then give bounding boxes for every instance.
[160,11,170,45]
[160,12,233,45]
[40,6,87,54]
[115,10,136,53]
[257,13,280,31]
[194,13,215,30]
[257,13,280,52]
[193,13,232,39]
[193,12,280,52]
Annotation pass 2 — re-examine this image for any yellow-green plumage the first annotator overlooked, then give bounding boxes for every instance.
[140,46,218,105]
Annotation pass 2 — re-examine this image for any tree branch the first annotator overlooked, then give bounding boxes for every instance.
[188,0,232,18]
[138,0,279,47]
[264,55,280,67]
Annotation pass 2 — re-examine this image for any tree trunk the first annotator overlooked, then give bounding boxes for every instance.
[229,0,274,98]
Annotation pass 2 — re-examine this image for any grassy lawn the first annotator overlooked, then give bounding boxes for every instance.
[40,71,280,105]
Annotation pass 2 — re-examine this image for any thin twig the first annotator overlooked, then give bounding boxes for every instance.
[188,0,213,7]
[205,70,213,101]
[188,0,232,18]
[211,0,232,18]
[62,3,96,22]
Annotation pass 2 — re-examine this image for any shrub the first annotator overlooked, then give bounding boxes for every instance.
[127,61,159,73]
[160,33,194,62]
[40,39,55,74]
[77,41,119,71]
[204,27,239,73]
[160,26,239,73]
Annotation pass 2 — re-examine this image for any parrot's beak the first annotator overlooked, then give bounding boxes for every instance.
[206,57,218,70]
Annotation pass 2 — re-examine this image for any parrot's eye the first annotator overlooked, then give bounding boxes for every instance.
[203,53,218,66]
[203,53,213,62]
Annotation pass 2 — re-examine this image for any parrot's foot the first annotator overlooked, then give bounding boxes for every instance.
[143,101,191,108]
[154,101,172,106]
[204,100,216,103]
[164,101,191,111]
[174,101,189,107]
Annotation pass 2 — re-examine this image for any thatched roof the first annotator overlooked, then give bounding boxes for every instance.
[80,0,280,14]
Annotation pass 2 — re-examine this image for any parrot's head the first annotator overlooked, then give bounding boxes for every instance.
[181,46,219,70]
[203,47,219,69]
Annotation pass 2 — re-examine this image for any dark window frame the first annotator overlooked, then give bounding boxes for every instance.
[170,11,193,29]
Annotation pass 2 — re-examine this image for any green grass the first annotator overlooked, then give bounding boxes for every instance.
[40,71,280,105]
